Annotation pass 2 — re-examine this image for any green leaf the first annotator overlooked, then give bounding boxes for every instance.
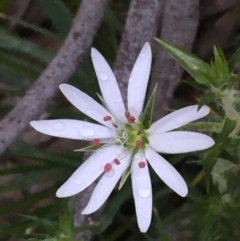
[215,118,236,144]
[198,92,223,109]
[59,203,74,237]
[21,215,58,236]
[155,38,211,85]
[228,47,240,71]
[36,0,72,38]
[212,45,229,85]
[184,79,207,91]
[141,84,157,128]
[0,27,54,62]
[202,118,236,189]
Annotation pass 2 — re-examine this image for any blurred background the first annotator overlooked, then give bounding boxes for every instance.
[1,0,240,240]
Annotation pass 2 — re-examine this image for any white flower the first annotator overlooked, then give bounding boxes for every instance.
[30,43,214,232]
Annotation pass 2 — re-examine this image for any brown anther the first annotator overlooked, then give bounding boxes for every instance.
[138,162,146,168]
[92,138,101,146]
[103,115,112,121]
[114,159,120,165]
[112,123,118,128]
[104,163,112,172]
[135,140,142,148]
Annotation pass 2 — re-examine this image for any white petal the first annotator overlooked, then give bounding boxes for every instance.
[91,48,126,123]
[148,105,210,133]
[145,148,188,197]
[131,153,152,232]
[56,145,123,197]
[128,42,152,120]
[59,84,116,128]
[149,131,215,154]
[81,154,131,214]
[30,119,116,140]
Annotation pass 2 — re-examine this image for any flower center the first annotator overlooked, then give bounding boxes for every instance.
[117,123,149,151]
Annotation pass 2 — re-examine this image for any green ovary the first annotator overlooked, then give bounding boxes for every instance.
[117,123,149,150]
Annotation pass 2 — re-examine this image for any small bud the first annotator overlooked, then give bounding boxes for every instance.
[104,163,112,172]
[138,162,146,168]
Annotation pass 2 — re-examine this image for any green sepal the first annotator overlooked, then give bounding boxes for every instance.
[198,92,223,110]
[155,38,211,85]
[74,145,103,152]
[184,79,207,91]
[141,84,157,128]
[118,166,131,190]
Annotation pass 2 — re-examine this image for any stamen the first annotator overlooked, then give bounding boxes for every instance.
[114,159,120,165]
[103,115,112,121]
[135,140,142,148]
[125,110,136,123]
[112,123,118,128]
[125,110,131,118]
[104,163,112,172]
[92,138,101,146]
[128,116,136,124]
[138,162,146,168]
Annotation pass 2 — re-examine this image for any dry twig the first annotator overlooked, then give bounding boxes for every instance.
[114,0,161,103]
[0,0,108,154]
[150,0,200,119]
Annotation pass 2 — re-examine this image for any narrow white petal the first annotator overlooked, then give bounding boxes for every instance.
[148,105,210,133]
[91,48,126,122]
[30,119,116,140]
[56,145,123,197]
[128,42,152,120]
[131,153,152,232]
[149,131,214,154]
[145,148,188,197]
[81,154,131,214]
[59,84,116,128]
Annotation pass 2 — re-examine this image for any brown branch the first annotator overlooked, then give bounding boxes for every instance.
[150,0,200,119]
[114,0,161,103]
[0,0,108,154]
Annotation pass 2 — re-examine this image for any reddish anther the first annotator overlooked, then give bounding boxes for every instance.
[125,110,136,123]
[114,158,120,165]
[138,162,146,168]
[92,138,101,146]
[103,115,112,121]
[135,140,142,148]
[128,115,136,123]
[104,163,112,172]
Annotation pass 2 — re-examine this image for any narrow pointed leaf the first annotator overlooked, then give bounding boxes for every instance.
[198,92,222,110]
[215,118,236,143]
[228,47,240,71]
[155,38,211,85]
